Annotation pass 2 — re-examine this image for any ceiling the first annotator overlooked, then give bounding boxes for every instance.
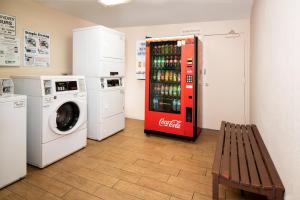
[36,0,253,28]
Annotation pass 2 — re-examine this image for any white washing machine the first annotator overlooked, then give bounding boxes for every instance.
[86,77,125,141]
[0,78,27,188]
[12,76,87,168]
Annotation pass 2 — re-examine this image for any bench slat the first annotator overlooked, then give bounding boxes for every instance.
[212,121,226,175]
[237,125,250,186]
[220,122,231,179]
[251,125,285,191]
[246,125,272,189]
[242,125,261,187]
[230,124,239,183]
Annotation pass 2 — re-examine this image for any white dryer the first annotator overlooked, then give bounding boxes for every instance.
[0,78,27,188]
[12,76,87,168]
[86,77,125,141]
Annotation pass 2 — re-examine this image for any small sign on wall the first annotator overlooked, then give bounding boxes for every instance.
[0,13,16,36]
[24,30,50,67]
[0,35,20,66]
[136,40,146,80]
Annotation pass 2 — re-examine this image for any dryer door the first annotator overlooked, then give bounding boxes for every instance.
[49,100,85,135]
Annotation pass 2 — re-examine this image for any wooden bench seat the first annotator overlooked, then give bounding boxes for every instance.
[212,121,285,200]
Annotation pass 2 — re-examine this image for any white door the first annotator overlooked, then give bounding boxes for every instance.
[202,33,245,130]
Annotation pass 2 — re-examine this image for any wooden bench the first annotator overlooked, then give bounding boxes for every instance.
[212,121,285,200]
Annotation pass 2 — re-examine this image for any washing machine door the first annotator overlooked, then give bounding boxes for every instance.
[49,100,85,135]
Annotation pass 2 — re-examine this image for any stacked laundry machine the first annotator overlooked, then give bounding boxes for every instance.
[73,25,125,141]
[0,78,27,188]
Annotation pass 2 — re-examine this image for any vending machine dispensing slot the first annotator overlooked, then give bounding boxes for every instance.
[186,107,192,122]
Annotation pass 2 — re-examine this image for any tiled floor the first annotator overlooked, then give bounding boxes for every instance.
[0,119,266,200]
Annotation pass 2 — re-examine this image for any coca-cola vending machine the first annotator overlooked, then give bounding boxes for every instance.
[144,35,202,140]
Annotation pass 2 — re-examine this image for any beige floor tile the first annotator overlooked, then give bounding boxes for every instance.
[192,192,215,200]
[0,193,24,200]
[25,173,72,197]
[71,167,119,187]
[6,180,46,200]
[137,177,193,200]
[167,176,225,198]
[40,193,63,200]
[94,184,140,200]
[94,164,140,183]
[113,180,170,200]
[53,172,101,194]
[134,159,180,176]
[0,189,12,199]
[121,164,170,182]
[177,170,211,185]
[62,189,102,200]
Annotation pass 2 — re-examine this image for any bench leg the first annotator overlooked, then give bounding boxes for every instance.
[213,175,219,200]
[275,190,284,200]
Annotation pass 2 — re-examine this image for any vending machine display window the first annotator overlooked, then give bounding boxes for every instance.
[149,41,182,114]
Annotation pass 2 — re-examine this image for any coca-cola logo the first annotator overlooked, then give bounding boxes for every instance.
[159,118,181,129]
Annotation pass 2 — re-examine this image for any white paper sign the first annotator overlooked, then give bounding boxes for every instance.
[0,35,20,66]
[136,40,146,80]
[24,30,50,67]
[0,13,16,36]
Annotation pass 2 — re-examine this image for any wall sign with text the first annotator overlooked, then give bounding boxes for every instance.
[0,35,20,66]
[136,40,146,80]
[24,30,50,67]
[0,13,16,36]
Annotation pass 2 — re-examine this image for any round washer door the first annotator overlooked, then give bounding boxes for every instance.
[56,102,79,132]
[49,100,85,135]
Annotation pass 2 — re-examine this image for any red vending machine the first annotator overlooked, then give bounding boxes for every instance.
[144,36,202,140]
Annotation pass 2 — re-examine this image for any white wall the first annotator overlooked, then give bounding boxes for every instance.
[251,1,300,199]
[116,19,250,121]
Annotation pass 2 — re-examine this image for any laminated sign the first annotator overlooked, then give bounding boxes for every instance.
[136,40,146,80]
[0,35,20,66]
[24,30,50,67]
[0,13,16,36]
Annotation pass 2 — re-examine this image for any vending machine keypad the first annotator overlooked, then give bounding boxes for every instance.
[186,75,193,83]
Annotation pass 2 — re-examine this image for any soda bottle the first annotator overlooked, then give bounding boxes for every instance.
[152,71,157,80]
[159,98,163,110]
[160,70,164,81]
[161,56,165,68]
[160,84,165,95]
[157,70,161,81]
[168,44,172,54]
[172,99,177,111]
[174,56,178,68]
[177,45,181,54]
[165,56,169,68]
[177,99,181,112]
[153,83,157,94]
[177,73,181,82]
[173,72,177,82]
[173,85,177,96]
[169,85,173,96]
[169,56,173,68]
[165,44,169,54]
[169,70,173,81]
[153,97,159,110]
[165,84,169,96]
[177,85,181,96]
[165,70,169,82]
